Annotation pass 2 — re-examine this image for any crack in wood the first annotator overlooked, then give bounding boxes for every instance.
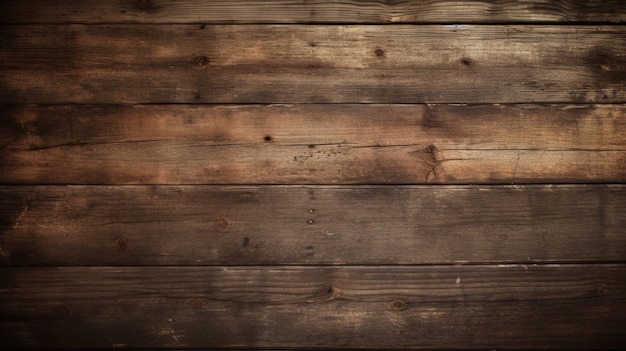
[16,139,172,152]
[307,285,342,304]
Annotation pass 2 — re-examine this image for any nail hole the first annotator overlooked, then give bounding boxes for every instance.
[264,135,272,142]
[217,218,230,229]
[461,58,471,66]
[193,55,209,67]
[392,300,407,310]
[375,48,385,57]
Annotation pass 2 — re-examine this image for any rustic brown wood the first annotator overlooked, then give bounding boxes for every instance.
[1,185,624,265]
[1,104,625,184]
[1,3,624,350]
[1,25,625,104]
[1,0,625,24]
[1,265,625,349]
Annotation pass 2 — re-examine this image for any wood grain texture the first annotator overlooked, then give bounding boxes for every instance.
[1,25,625,104]
[1,185,624,265]
[1,265,625,349]
[0,0,625,24]
[2,5,624,351]
[2,104,625,184]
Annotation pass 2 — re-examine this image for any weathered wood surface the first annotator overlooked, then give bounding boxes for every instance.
[1,265,625,349]
[2,25,625,104]
[2,104,625,184]
[2,2,624,350]
[1,0,625,24]
[1,185,624,265]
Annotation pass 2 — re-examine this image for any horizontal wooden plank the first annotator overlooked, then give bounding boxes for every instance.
[1,25,625,104]
[1,104,624,184]
[1,185,624,265]
[1,265,625,349]
[1,0,625,24]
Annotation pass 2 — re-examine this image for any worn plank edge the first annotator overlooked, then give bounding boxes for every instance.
[1,0,625,24]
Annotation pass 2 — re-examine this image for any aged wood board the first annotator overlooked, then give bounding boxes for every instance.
[1,0,625,24]
[1,185,624,265]
[1,25,625,104]
[2,104,624,184]
[1,1,624,350]
[1,265,625,349]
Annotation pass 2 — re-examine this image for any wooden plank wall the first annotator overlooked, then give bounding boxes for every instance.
[1,1,625,349]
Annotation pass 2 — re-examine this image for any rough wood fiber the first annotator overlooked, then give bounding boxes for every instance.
[1,104,625,184]
[1,0,625,24]
[1,185,624,265]
[1,265,625,349]
[2,1,625,350]
[1,25,625,104]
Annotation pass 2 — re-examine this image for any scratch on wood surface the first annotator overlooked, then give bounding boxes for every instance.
[512,152,521,184]
[13,199,29,228]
